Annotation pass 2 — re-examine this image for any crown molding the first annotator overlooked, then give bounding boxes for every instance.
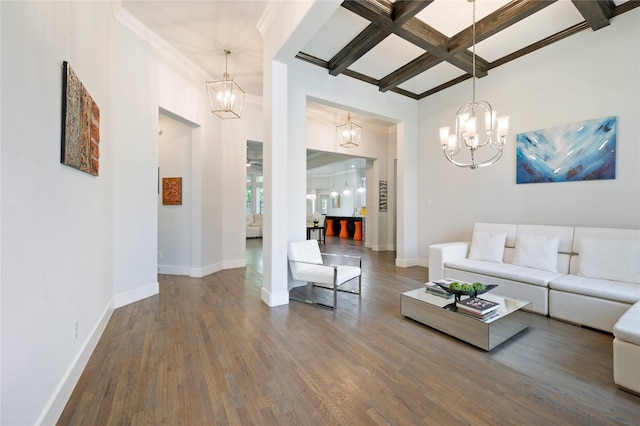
[256,0,285,36]
[110,0,209,85]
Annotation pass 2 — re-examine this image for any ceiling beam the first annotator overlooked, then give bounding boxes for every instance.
[329,0,431,76]
[571,0,615,30]
[328,24,389,76]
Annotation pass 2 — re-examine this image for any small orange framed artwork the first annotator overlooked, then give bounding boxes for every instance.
[162,177,182,205]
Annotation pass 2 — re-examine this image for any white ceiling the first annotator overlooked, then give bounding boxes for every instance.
[122,0,634,100]
[123,0,634,169]
[122,0,268,96]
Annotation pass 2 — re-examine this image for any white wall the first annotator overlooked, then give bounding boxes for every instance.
[0,1,256,422]
[418,9,640,264]
[111,16,160,309]
[158,113,193,274]
[1,2,114,424]
[221,99,264,269]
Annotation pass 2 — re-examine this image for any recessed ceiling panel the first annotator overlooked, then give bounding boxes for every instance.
[398,62,466,95]
[416,0,510,38]
[474,1,585,62]
[302,7,371,61]
[348,34,426,80]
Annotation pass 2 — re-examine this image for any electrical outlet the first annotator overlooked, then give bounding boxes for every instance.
[158,250,162,259]
[74,320,79,340]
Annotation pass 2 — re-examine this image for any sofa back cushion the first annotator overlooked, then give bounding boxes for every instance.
[571,227,640,283]
[468,231,507,262]
[512,233,560,272]
[509,225,574,273]
[473,223,517,248]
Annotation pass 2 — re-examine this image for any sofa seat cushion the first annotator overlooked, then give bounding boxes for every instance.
[444,259,564,287]
[614,302,640,346]
[550,274,640,304]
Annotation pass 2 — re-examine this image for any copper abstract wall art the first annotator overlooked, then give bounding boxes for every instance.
[162,177,182,205]
[61,61,100,176]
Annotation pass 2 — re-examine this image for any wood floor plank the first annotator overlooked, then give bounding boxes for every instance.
[58,237,640,425]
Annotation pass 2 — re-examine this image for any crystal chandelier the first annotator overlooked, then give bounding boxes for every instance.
[438,0,509,169]
[206,50,245,119]
[337,112,362,148]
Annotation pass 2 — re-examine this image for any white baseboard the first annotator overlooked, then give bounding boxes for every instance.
[37,301,114,426]
[190,262,222,278]
[190,259,246,278]
[223,258,247,270]
[396,257,419,267]
[113,282,159,309]
[261,286,289,307]
[158,264,190,275]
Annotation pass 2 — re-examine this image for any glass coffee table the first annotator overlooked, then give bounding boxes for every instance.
[401,285,532,351]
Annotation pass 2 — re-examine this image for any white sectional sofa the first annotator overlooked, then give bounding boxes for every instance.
[429,222,640,394]
[246,214,263,238]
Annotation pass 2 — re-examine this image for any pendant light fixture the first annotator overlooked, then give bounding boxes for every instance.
[206,49,245,119]
[337,112,362,148]
[357,158,365,194]
[306,169,316,200]
[342,163,351,196]
[438,0,509,169]
[330,164,338,198]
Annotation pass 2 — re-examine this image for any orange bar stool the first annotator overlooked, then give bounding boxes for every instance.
[339,220,349,238]
[353,221,363,240]
[325,219,334,236]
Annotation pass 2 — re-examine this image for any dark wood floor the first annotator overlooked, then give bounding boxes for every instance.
[58,236,640,425]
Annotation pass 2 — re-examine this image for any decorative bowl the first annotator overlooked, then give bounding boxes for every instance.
[433,280,498,300]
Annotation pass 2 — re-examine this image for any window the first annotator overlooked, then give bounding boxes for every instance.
[246,173,263,214]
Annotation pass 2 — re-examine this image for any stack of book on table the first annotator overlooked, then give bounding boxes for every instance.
[425,282,454,299]
[456,297,500,321]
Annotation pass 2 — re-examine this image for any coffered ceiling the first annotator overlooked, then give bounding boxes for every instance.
[298,0,637,99]
[122,0,638,100]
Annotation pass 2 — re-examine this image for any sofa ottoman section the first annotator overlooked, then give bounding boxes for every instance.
[613,302,640,395]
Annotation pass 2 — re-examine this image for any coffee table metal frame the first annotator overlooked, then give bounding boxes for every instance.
[401,286,532,351]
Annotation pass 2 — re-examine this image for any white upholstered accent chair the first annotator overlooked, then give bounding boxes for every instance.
[287,239,362,309]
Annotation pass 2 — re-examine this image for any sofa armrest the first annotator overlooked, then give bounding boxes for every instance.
[429,242,469,282]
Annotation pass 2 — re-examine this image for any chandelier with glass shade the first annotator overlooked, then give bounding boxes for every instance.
[206,50,245,119]
[438,0,509,169]
[337,112,362,148]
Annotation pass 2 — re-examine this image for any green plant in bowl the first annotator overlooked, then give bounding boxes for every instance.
[461,283,474,292]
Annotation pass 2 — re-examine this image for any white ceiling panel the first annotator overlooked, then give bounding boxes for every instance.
[416,0,510,38]
[398,62,466,95]
[302,7,371,61]
[474,1,585,62]
[348,34,426,80]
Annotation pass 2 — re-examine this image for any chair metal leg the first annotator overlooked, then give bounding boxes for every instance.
[333,269,338,308]
[289,282,337,309]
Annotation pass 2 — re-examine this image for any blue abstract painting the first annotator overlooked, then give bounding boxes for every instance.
[516,116,616,184]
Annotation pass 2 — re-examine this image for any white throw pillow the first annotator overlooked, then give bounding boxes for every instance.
[578,238,640,284]
[512,233,560,272]
[467,232,507,263]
